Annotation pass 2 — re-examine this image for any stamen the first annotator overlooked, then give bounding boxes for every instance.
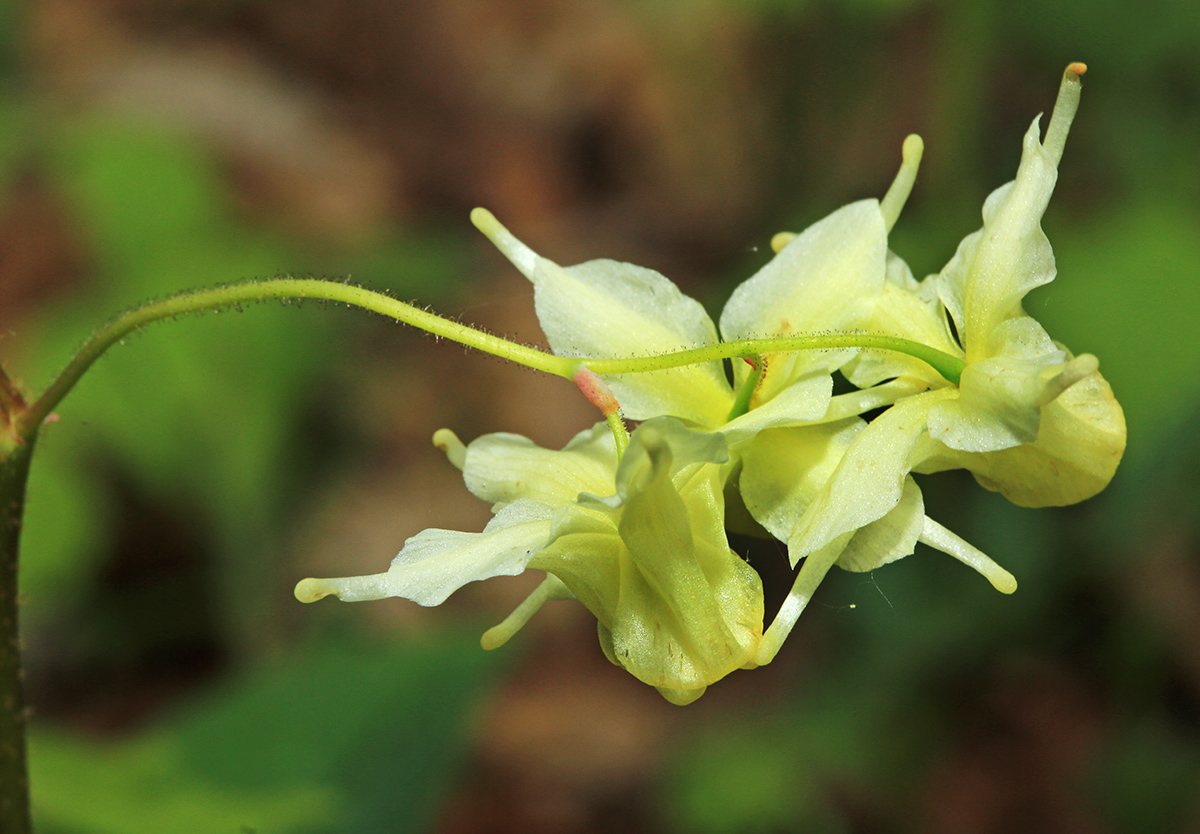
[1039,353,1099,406]
[879,134,924,233]
[432,428,467,470]
[480,574,573,650]
[770,232,797,254]
[920,517,1017,594]
[470,207,538,279]
[1043,62,1086,167]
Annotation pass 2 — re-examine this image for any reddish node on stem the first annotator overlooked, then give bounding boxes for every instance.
[573,367,620,417]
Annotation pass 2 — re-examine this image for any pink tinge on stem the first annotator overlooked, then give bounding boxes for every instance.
[573,366,621,417]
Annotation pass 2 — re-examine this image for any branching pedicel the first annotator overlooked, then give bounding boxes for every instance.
[294,63,1124,705]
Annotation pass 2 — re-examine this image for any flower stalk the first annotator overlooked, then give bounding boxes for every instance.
[14,278,966,451]
[0,439,34,834]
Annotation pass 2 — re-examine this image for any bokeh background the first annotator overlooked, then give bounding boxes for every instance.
[2,1,1199,832]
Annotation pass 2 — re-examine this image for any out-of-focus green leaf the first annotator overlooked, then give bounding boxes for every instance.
[17,445,115,612]
[13,114,472,633]
[32,633,502,834]
[1095,717,1200,834]
[175,633,503,831]
[1034,199,1200,459]
[31,731,336,834]
[666,690,883,834]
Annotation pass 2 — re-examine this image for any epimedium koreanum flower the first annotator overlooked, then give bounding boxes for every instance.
[766,63,1126,639]
[293,143,923,702]
[297,416,762,705]
[296,64,1125,702]
[468,121,1020,667]
[295,167,925,700]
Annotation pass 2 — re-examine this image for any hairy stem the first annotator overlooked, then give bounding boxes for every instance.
[16,278,577,444]
[16,279,966,447]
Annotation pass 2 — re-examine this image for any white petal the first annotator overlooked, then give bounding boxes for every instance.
[737,419,863,542]
[475,209,731,424]
[719,373,833,449]
[922,368,1126,507]
[936,117,1060,360]
[295,500,558,606]
[533,257,732,424]
[786,389,952,564]
[463,423,616,507]
[834,476,925,573]
[822,377,929,423]
[719,199,887,396]
[610,416,730,504]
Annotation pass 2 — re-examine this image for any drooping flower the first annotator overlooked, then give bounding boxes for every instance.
[297,65,1125,701]
[774,64,1125,624]
[297,152,923,702]
[470,130,1016,667]
[297,416,762,705]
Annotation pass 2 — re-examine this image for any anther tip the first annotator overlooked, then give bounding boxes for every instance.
[470,207,499,235]
[480,625,509,651]
[294,578,333,603]
[1066,62,1087,78]
[770,231,797,254]
[988,569,1018,594]
[901,133,924,161]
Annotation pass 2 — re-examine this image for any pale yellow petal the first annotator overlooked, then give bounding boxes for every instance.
[719,200,887,397]
[295,500,558,606]
[786,389,953,565]
[463,422,616,507]
[834,476,924,573]
[965,370,1125,507]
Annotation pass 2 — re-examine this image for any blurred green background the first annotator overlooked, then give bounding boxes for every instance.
[1,0,1198,832]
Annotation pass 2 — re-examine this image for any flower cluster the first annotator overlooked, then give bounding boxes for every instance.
[295,65,1125,704]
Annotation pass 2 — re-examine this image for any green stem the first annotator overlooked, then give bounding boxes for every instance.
[0,366,24,419]
[605,411,630,459]
[15,279,578,445]
[581,334,965,386]
[0,366,25,459]
[15,280,965,448]
[0,440,33,834]
[726,355,764,422]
